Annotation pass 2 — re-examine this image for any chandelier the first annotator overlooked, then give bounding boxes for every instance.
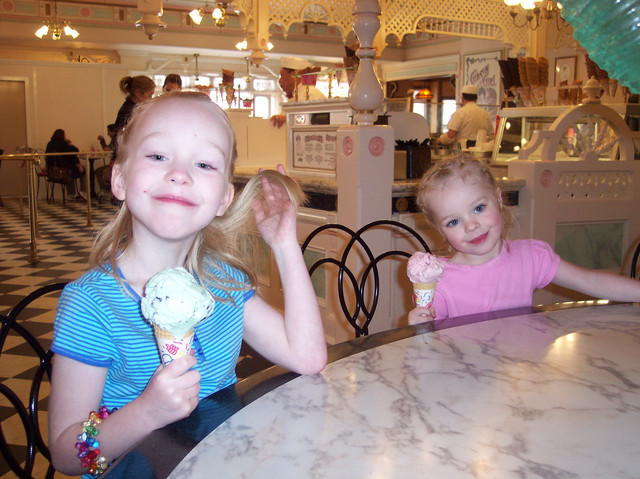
[235,39,273,52]
[504,0,567,31]
[189,2,230,28]
[34,1,79,40]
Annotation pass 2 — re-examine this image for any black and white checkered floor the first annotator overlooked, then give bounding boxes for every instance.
[0,197,271,478]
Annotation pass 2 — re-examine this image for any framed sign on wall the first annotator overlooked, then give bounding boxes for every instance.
[463,50,502,118]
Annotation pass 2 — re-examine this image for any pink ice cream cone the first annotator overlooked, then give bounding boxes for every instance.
[407,252,444,309]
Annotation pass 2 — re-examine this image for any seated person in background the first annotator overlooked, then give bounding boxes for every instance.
[270,57,326,128]
[408,154,640,324]
[437,85,494,149]
[163,73,182,93]
[45,129,86,200]
[94,123,117,200]
[97,124,116,151]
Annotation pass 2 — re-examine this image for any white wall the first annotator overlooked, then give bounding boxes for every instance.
[0,59,128,153]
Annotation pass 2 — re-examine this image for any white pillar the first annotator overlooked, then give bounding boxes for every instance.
[335,0,396,336]
[337,0,393,230]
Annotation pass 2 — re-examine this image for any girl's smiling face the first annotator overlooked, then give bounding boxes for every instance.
[111,96,234,246]
[428,175,504,265]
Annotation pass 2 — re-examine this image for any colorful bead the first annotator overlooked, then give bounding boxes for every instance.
[76,406,117,477]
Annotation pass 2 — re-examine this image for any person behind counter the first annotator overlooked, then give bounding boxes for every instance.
[408,155,640,324]
[112,76,156,158]
[163,73,182,93]
[270,57,326,128]
[437,85,494,150]
[47,92,327,477]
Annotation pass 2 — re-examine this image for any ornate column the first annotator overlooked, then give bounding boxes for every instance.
[335,0,396,335]
[337,0,392,227]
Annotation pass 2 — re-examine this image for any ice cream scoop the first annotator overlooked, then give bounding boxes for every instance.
[141,267,215,366]
[142,267,215,336]
[406,252,445,308]
[406,252,444,284]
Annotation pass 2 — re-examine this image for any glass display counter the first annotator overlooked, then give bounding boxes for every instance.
[492,104,640,163]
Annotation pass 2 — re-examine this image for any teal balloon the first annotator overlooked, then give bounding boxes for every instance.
[561,0,640,93]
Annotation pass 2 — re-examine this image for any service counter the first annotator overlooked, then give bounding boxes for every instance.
[232,100,640,344]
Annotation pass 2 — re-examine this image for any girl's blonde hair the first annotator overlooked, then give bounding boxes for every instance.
[89,91,306,301]
[416,153,512,240]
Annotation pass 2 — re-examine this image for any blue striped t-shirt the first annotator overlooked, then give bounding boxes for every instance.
[52,262,254,409]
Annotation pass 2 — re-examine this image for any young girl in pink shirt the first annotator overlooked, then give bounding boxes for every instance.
[409,155,640,323]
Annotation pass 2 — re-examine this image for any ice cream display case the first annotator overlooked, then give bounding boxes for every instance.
[491,103,640,164]
[502,97,640,305]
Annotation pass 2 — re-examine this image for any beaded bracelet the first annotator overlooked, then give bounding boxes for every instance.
[75,406,117,477]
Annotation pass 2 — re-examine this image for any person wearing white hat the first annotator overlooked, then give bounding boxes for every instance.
[437,84,493,149]
[271,57,326,128]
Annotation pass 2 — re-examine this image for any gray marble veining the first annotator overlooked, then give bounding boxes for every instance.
[170,303,640,478]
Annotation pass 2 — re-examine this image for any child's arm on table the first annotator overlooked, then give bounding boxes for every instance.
[553,259,640,302]
[242,166,327,375]
[49,354,200,475]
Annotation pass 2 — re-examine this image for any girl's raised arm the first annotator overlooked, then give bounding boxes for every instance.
[242,166,327,374]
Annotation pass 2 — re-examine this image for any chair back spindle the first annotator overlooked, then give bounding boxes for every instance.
[631,241,640,279]
[0,282,68,479]
[301,220,430,338]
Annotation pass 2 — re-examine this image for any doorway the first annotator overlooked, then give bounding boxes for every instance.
[0,80,28,197]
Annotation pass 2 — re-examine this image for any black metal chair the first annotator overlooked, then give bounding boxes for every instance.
[631,241,640,279]
[0,282,68,479]
[301,220,431,338]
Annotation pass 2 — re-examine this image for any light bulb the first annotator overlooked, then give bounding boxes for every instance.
[521,0,536,9]
[504,0,521,6]
[236,40,247,50]
[267,42,274,51]
[212,7,223,19]
[35,24,49,38]
[64,25,79,38]
[189,8,203,24]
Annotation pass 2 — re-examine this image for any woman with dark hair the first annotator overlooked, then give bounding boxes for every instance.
[45,129,85,200]
[163,73,182,93]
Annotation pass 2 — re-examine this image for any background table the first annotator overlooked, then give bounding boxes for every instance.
[167,302,640,478]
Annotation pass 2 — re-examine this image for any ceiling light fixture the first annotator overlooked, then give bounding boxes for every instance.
[34,1,79,40]
[415,88,433,100]
[235,39,273,51]
[504,0,567,31]
[189,2,230,28]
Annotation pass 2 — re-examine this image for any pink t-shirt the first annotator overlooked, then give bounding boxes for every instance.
[433,239,561,320]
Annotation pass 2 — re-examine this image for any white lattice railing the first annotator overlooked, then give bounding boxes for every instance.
[556,171,634,201]
[0,0,536,52]
[266,0,532,51]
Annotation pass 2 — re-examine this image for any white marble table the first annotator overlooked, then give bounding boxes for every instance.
[169,302,640,479]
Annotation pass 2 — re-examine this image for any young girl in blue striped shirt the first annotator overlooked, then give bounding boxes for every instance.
[48,91,327,477]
